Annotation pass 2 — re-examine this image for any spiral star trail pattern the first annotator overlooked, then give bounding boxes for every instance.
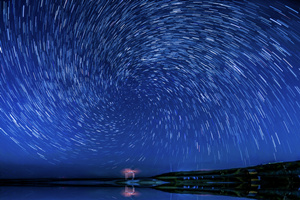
[0,0,300,178]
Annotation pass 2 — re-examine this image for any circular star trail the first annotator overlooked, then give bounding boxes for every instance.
[0,0,300,175]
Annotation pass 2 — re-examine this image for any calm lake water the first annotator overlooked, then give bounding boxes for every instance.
[0,187,251,200]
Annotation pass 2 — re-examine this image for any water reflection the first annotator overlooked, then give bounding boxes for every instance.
[0,187,249,200]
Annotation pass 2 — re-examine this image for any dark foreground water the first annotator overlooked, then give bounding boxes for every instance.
[0,187,249,200]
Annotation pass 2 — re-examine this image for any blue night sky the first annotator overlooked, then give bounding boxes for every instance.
[0,0,300,180]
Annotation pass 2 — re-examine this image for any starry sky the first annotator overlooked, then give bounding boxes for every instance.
[0,0,300,179]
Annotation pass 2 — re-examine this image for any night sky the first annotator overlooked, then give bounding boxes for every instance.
[0,0,300,179]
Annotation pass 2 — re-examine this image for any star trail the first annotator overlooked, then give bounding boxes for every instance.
[0,0,300,178]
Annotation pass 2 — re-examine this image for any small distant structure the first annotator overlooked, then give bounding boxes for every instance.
[121,168,140,180]
[125,171,135,180]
